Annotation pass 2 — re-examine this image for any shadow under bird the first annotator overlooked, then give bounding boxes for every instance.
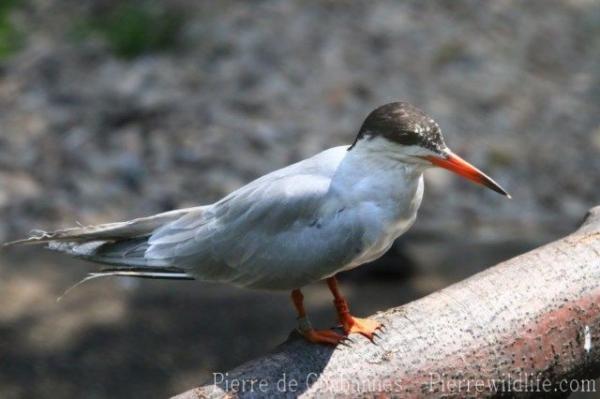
[5,102,510,345]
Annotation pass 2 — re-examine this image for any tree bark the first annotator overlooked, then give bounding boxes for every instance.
[172,207,600,399]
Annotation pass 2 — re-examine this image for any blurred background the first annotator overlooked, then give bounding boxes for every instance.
[0,0,599,397]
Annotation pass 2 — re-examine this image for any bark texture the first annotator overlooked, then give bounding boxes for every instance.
[173,207,600,398]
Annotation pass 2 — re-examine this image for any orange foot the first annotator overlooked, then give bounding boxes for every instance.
[341,316,383,341]
[300,328,346,345]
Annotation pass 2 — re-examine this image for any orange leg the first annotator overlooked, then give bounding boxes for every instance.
[291,289,345,345]
[326,277,382,341]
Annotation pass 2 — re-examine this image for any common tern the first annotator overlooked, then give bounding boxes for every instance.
[5,102,510,345]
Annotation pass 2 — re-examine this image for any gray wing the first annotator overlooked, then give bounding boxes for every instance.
[146,173,365,289]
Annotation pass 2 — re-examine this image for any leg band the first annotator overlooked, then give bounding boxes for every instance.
[296,315,313,334]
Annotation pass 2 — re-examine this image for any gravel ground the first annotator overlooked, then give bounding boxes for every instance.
[0,0,598,242]
[0,1,599,398]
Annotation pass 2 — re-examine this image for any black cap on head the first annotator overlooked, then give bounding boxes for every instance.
[349,102,446,153]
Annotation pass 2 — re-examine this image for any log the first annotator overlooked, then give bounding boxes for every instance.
[173,207,600,398]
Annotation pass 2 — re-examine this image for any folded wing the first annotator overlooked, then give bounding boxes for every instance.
[146,173,365,289]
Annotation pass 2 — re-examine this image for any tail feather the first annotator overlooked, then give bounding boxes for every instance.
[2,207,205,284]
[93,268,194,280]
[50,238,194,280]
[58,268,194,302]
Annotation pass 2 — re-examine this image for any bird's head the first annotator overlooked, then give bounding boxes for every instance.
[349,102,510,197]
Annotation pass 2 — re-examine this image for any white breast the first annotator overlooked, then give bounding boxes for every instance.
[341,176,424,271]
[327,142,426,274]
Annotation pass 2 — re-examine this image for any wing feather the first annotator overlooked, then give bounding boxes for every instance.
[143,146,359,289]
[4,206,204,247]
[145,174,363,289]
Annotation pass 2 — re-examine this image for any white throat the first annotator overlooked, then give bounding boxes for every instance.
[330,137,427,205]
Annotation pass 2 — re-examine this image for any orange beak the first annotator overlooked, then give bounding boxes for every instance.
[423,151,510,198]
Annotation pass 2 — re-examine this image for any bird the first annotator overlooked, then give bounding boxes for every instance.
[4,102,510,345]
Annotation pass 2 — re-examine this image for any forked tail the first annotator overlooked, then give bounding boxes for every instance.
[3,208,203,290]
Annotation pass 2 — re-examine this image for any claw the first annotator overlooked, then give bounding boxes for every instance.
[343,335,355,344]
[372,331,383,343]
